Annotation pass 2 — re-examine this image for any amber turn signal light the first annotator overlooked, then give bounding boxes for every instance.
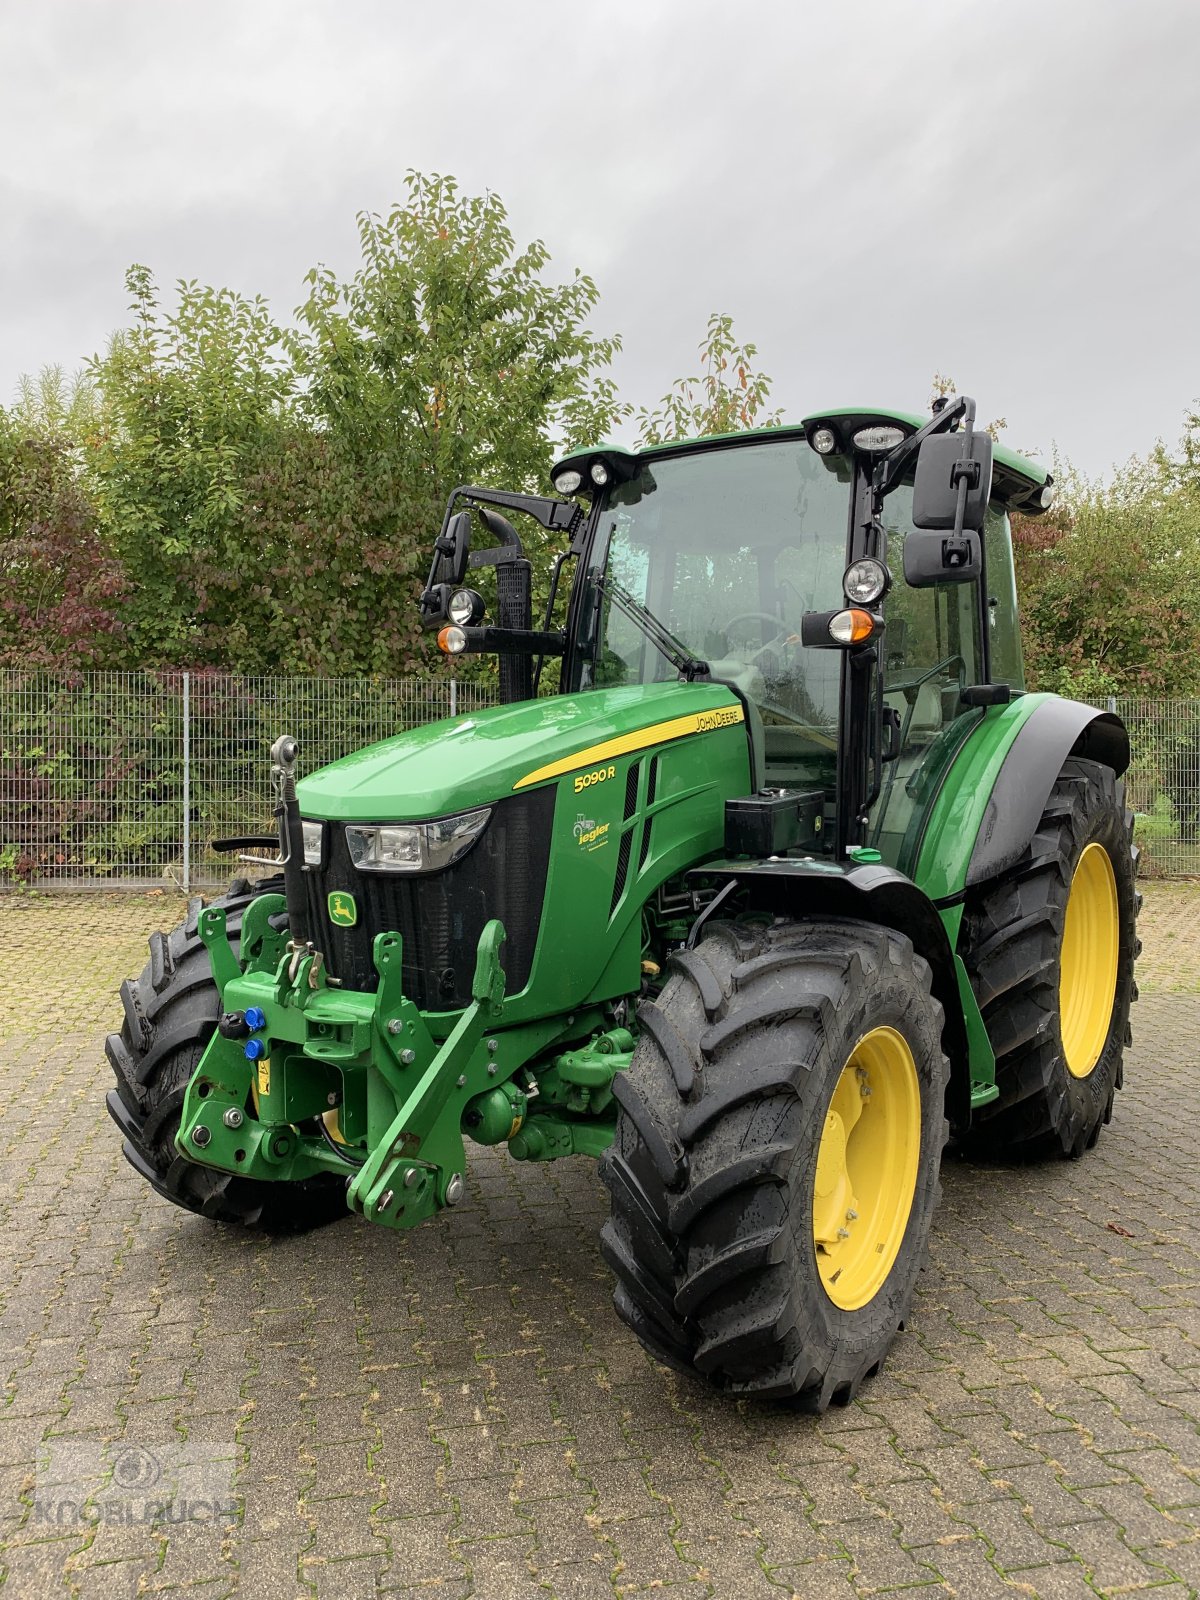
[828,608,877,645]
[437,625,467,655]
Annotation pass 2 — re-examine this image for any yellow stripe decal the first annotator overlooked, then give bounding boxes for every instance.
[513,705,745,791]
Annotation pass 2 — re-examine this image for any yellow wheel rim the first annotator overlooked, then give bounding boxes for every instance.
[1059,841,1119,1079]
[813,1026,921,1311]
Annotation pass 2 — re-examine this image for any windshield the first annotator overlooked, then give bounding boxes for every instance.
[574,436,853,789]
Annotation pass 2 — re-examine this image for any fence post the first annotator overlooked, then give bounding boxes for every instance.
[182,671,191,895]
[1107,696,1117,713]
[450,677,457,718]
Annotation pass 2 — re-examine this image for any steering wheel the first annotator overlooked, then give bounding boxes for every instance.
[721,610,797,667]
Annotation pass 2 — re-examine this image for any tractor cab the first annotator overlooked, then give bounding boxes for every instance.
[423,396,1056,868]
[567,434,849,801]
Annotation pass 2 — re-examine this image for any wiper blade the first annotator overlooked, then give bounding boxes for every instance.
[595,575,710,681]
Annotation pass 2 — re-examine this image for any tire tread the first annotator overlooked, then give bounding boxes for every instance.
[961,757,1138,1159]
[600,916,950,1408]
[105,878,347,1235]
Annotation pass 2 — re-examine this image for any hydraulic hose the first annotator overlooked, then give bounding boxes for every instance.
[316,1113,365,1167]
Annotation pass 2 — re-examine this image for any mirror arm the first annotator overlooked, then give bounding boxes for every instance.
[456,484,583,536]
[947,400,978,543]
[422,534,451,599]
[427,484,582,589]
[874,395,972,502]
[423,482,584,624]
[467,545,522,569]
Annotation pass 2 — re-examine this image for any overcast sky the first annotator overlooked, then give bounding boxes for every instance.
[3,0,1198,479]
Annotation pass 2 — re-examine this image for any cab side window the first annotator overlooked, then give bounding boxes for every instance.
[870,483,984,865]
[985,506,1025,691]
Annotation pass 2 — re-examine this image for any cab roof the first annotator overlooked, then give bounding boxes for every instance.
[553,404,1050,512]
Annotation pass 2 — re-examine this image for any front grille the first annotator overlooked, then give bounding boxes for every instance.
[302,788,555,1010]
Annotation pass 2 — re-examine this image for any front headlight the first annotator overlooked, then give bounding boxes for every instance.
[843,558,890,605]
[301,820,324,866]
[448,587,484,626]
[345,808,491,874]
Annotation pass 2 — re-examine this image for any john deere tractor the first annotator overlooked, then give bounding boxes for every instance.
[106,398,1138,1409]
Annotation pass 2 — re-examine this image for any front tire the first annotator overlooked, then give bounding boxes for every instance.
[599,918,949,1408]
[960,757,1139,1160]
[105,879,348,1233]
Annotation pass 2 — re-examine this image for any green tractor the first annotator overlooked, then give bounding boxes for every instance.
[106,397,1139,1409]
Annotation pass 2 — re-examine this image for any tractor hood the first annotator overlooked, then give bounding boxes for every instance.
[296,680,745,822]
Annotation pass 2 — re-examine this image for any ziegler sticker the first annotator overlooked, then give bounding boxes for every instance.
[573,814,611,851]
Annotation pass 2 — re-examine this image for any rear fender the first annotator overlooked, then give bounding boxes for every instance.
[685,859,974,1128]
[912,694,1129,902]
[965,698,1128,889]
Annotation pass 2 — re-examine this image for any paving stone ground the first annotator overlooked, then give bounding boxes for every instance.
[0,884,1196,1599]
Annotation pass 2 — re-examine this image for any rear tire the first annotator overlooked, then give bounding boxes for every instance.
[599,918,949,1408]
[105,879,348,1233]
[960,757,1140,1160]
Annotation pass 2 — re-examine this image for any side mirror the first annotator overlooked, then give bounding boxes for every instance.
[911,430,993,533]
[433,510,472,587]
[420,509,473,626]
[902,530,981,588]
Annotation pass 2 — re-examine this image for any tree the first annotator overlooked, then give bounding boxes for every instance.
[85,266,299,668]
[0,379,126,668]
[636,313,782,447]
[285,172,627,674]
[1012,450,1200,699]
[11,365,100,438]
[81,174,628,676]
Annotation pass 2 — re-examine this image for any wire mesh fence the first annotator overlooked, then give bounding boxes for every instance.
[2,674,1198,888]
[0,671,494,889]
[1111,697,1200,878]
